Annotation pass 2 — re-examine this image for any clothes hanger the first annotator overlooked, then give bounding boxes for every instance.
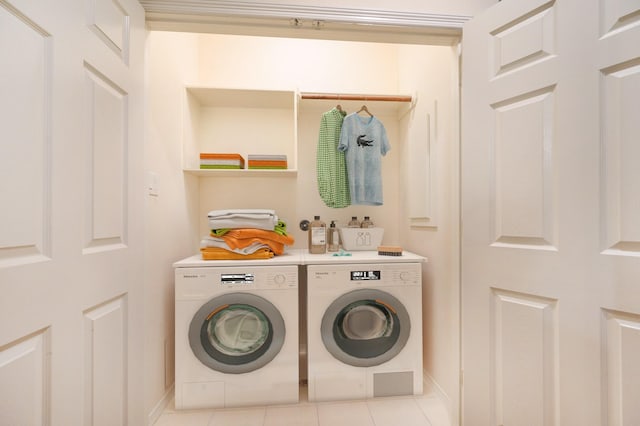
[336,104,343,112]
[357,104,373,117]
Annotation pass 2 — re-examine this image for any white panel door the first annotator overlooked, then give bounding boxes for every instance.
[0,1,145,425]
[462,0,640,425]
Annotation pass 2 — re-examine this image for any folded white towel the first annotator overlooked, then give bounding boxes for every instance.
[207,209,276,219]
[207,209,278,231]
[208,218,277,231]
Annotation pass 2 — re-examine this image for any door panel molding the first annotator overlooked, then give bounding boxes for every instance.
[601,308,640,426]
[86,0,130,64]
[83,62,128,254]
[0,327,51,425]
[490,85,557,250]
[600,58,640,256]
[84,295,128,426]
[489,1,556,78]
[0,3,52,267]
[491,288,558,426]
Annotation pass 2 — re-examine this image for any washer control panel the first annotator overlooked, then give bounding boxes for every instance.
[176,265,298,293]
[220,272,254,285]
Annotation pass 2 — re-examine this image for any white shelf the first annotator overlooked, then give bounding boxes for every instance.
[187,87,294,109]
[182,87,415,179]
[184,168,298,177]
[182,86,298,173]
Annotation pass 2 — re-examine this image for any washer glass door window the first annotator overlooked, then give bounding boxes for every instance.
[322,289,411,367]
[189,293,286,374]
[207,304,270,357]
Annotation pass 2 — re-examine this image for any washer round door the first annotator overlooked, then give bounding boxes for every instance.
[321,289,410,367]
[189,293,286,374]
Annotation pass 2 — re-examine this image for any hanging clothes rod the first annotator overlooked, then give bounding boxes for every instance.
[300,92,412,103]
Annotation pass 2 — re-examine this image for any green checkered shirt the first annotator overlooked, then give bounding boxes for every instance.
[317,108,350,208]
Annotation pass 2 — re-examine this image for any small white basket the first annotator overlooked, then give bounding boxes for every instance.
[339,227,384,251]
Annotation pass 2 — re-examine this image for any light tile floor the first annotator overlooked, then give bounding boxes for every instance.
[154,386,450,426]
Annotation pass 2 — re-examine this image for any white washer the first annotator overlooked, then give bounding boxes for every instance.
[305,251,425,402]
[174,253,301,409]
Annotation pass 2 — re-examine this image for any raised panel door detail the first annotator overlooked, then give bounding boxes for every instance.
[0,3,52,267]
[600,59,640,255]
[489,1,556,78]
[491,86,556,250]
[84,296,127,426]
[491,289,558,426]
[602,309,640,426]
[600,0,640,37]
[0,328,51,425]
[83,63,128,254]
[87,0,130,63]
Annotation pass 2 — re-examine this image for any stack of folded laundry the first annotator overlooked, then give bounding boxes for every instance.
[200,153,245,169]
[247,154,288,170]
[200,209,295,260]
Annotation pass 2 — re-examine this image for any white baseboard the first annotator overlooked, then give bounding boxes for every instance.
[423,371,456,426]
[147,385,174,426]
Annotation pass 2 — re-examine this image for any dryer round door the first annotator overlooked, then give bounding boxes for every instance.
[189,293,286,374]
[321,288,410,367]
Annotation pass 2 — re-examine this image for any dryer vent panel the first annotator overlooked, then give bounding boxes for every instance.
[373,371,414,397]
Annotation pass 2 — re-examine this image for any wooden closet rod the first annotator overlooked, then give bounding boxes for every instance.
[300,92,412,103]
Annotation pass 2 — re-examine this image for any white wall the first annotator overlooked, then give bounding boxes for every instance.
[397,44,461,421]
[145,31,460,422]
[144,31,202,421]
[194,35,405,243]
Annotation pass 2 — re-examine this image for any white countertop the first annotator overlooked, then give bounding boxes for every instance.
[173,248,426,268]
[302,249,426,265]
[173,249,305,268]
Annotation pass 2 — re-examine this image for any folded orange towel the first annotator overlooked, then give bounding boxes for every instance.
[220,228,295,244]
[212,228,294,256]
[200,247,274,260]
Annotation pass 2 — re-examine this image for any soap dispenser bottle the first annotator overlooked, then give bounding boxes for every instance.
[361,216,374,228]
[308,216,327,254]
[328,221,340,252]
[348,216,360,228]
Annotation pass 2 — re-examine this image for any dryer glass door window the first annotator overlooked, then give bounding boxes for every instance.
[189,293,286,374]
[321,289,411,367]
[340,301,394,339]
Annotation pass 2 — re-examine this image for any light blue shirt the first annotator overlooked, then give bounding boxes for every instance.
[338,113,390,205]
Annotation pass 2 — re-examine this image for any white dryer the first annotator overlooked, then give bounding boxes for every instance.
[305,251,425,402]
[174,254,300,409]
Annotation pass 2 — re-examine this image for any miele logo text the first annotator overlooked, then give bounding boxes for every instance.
[183,275,199,278]
[314,272,330,276]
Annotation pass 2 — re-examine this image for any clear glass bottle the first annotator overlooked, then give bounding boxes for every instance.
[360,216,374,228]
[328,221,340,252]
[347,216,360,228]
[308,215,327,254]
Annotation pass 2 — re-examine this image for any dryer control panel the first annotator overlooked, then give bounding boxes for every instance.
[309,263,421,287]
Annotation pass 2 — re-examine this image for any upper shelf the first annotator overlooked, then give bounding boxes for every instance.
[187,87,295,109]
[182,87,415,177]
[183,87,298,175]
